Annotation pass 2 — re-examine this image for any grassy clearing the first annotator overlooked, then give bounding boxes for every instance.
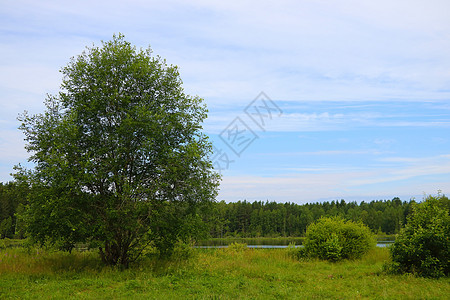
[0,246,448,299]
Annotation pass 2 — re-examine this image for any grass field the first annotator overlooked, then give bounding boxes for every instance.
[0,244,449,299]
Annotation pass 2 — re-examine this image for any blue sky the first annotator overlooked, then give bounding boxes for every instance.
[1,0,450,203]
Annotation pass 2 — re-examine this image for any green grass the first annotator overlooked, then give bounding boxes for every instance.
[0,246,449,299]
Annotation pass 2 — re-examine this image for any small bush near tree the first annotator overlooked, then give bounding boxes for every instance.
[303,217,375,261]
[386,194,449,278]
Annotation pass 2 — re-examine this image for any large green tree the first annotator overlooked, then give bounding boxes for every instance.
[16,34,220,266]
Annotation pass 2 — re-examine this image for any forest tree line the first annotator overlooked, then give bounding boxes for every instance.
[205,198,412,238]
[1,181,416,239]
[0,181,28,239]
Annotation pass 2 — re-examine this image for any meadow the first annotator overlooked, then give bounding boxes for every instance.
[1,243,449,299]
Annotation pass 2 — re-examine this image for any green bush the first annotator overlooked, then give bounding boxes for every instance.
[225,242,248,252]
[286,242,307,260]
[170,241,196,261]
[303,217,375,261]
[387,194,450,278]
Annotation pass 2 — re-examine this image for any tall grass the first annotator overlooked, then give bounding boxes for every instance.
[1,244,449,299]
[0,247,103,275]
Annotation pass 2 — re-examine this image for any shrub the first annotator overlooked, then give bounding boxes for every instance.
[219,242,248,258]
[170,241,196,261]
[226,242,248,252]
[387,194,450,278]
[286,242,307,260]
[303,217,376,261]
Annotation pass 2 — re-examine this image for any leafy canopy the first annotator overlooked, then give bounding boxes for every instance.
[16,34,220,266]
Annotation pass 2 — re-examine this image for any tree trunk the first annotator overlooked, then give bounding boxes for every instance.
[99,240,130,268]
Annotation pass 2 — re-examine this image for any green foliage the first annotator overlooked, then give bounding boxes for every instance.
[2,182,413,242]
[204,198,411,238]
[0,181,29,239]
[303,217,376,261]
[322,233,343,262]
[0,216,13,239]
[0,238,25,250]
[387,194,450,278]
[142,240,195,263]
[170,241,196,261]
[220,242,248,257]
[286,242,307,260]
[14,34,220,267]
[226,242,248,252]
[147,201,209,257]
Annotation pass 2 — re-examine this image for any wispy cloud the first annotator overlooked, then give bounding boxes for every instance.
[269,149,389,157]
[346,155,450,187]
[206,100,450,134]
[219,154,450,203]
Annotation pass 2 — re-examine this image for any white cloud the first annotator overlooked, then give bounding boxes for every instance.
[2,0,450,202]
[205,106,450,134]
[3,0,450,104]
[344,154,450,187]
[218,153,450,203]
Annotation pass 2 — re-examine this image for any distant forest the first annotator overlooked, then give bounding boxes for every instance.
[205,198,413,238]
[1,181,415,239]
